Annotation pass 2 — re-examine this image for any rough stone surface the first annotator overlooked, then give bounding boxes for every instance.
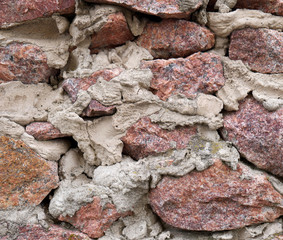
[26,122,69,141]
[89,12,134,54]
[0,0,75,28]
[235,0,283,16]
[229,28,283,74]
[149,159,283,231]
[136,19,215,59]
[141,52,225,101]
[62,68,123,102]
[84,0,203,18]
[221,96,283,177]
[0,43,56,84]
[0,136,59,209]
[59,196,132,238]
[121,117,198,160]
[7,224,91,240]
[81,100,116,117]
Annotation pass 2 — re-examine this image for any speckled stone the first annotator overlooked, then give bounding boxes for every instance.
[136,19,215,59]
[0,43,57,84]
[0,136,59,209]
[235,0,283,16]
[59,197,132,238]
[26,122,69,141]
[89,12,134,54]
[121,117,198,160]
[9,224,91,240]
[221,96,283,177]
[0,0,75,28]
[62,68,123,102]
[81,100,116,117]
[84,0,202,18]
[149,159,283,231]
[140,52,225,101]
[229,28,283,74]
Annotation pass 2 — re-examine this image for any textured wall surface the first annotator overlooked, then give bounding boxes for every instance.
[0,0,282,239]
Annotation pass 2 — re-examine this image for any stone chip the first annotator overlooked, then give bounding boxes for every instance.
[59,196,132,238]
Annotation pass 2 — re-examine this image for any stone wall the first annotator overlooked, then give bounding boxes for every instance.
[0,0,282,239]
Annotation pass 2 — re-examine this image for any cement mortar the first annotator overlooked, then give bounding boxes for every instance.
[207,9,283,38]
[217,57,283,111]
[0,3,282,240]
[0,17,71,69]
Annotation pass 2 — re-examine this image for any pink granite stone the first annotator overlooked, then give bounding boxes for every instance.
[62,68,123,102]
[14,224,91,240]
[0,136,59,209]
[140,52,225,101]
[229,28,283,74]
[0,43,57,84]
[26,122,69,141]
[0,0,75,28]
[221,96,283,177]
[149,159,283,231]
[136,19,215,59]
[59,197,132,238]
[89,12,134,54]
[235,0,283,16]
[84,0,203,18]
[81,100,116,117]
[121,117,198,160]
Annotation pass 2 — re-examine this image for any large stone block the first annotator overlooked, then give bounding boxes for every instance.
[0,0,75,28]
[149,159,283,231]
[84,0,203,18]
[235,0,283,16]
[89,12,134,54]
[0,43,56,84]
[121,117,198,160]
[221,96,283,177]
[229,28,283,74]
[141,52,225,101]
[137,19,215,59]
[0,136,59,209]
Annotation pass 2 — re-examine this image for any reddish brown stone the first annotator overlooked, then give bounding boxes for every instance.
[140,52,225,101]
[90,12,134,54]
[221,96,283,177]
[12,224,91,240]
[62,68,123,102]
[0,0,75,28]
[59,197,132,238]
[84,0,202,18]
[0,136,59,209]
[81,100,116,117]
[121,117,198,160]
[235,0,283,16]
[26,122,69,141]
[136,19,215,59]
[0,43,57,84]
[149,159,283,231]
[229,28,283,74]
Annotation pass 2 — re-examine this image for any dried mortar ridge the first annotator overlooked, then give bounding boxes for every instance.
[0,1,282,240]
